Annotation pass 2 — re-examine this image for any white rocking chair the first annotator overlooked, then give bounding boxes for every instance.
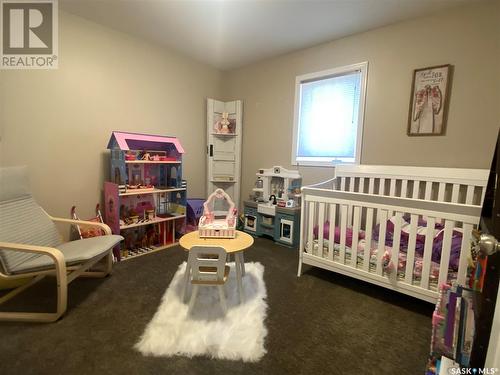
[0,166,124,322]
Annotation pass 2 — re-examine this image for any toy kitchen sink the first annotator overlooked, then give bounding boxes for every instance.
[257,202,276,216]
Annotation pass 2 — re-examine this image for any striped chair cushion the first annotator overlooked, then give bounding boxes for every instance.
[0,196,62,274]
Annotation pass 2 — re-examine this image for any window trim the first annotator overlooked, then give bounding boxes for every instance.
[291,61,368,167]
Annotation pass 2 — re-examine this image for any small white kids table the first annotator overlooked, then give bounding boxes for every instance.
[179,230,254,304]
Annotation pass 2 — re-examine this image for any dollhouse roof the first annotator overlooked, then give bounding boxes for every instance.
[107,131,185,153]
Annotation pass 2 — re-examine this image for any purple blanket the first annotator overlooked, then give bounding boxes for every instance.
[373,215,463,270]
[313,215,464,271]
[313,222,365,248]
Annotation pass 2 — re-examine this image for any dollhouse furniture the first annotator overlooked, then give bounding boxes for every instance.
[179,230,254,304]
[0,166,123,322]
[206,99,243,209]
[104,131,187,261]
[243,166,302,247]
[198,188,236,238]
[298,164,489,303]
[186,246,230,314]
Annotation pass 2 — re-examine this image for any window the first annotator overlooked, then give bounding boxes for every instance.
[291,62,368,166]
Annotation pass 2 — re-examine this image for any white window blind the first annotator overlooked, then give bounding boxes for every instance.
[292,62,367,166]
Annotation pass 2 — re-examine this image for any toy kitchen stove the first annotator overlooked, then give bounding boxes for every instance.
[243,166,302,247]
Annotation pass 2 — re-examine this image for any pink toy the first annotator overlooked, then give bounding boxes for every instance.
[71,204,105,239]
[198,188,236,238]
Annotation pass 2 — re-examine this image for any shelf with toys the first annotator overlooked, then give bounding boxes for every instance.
[104,131,187,261]
[118,187,186,197]
[119,213,186,230]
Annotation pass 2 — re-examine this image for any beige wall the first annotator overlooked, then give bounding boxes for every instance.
[0,11,222,220]
[222,1,500,204]
[1,2,499,219]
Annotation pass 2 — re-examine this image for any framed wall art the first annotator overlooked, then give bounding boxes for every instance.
[407,64,453,136]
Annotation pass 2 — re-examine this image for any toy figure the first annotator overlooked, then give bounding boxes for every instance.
[141,234,148,249]
[219,112,230,133]
[125,151,136,161]
[146,226,158,247]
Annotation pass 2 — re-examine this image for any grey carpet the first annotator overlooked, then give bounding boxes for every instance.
[0,238,433,374]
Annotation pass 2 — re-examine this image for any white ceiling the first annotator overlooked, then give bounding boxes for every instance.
[60,0,476,70]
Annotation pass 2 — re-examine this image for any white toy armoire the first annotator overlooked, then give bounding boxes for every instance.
[206,98,243,209]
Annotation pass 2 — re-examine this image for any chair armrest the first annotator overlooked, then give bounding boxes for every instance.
[49,216,112,235]
[0,241,67,277]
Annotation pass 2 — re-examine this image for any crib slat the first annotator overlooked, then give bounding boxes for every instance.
[368,178,375,194]
[379,178,385,195]
[437,182,446,202]
[437,220,454,287]
[339,205,347,264]
[420,217,436,290]
[347,177,354,224]
[389,179,396,197]
[347,204,353,228]
[390,212,403,282]
[387,179,396,217]
[359,177,365,193]
[480,187,486,206]
[424,182,432,200]
[457,223,473,285]
[376,210,388,276]
[349,177,355,192]
[340,177,346,191]
[412,181,420,199]
[317,202,325,258]
[451,184,460,203]
[465,185,475,205]
[351,206,361,267]
[328,204,336,261]
[401,179,408,198]
[405,214,418,284]
[364,208,374,272]
[308,201,315,255]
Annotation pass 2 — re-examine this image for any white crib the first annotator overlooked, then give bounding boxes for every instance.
[297,165,489,303]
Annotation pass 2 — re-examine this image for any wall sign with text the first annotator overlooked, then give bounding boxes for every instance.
[407,64,453,136]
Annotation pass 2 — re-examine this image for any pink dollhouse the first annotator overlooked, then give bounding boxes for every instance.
[104,131,187,260]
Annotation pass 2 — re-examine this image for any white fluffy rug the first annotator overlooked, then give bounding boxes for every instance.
[135,261,268,362]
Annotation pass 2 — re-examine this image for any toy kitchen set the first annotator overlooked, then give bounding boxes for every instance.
[243,166,301,247]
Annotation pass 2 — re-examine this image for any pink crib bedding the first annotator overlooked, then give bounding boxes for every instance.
[311,215,463,284]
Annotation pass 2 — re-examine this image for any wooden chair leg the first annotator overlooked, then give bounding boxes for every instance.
[82,251,114,278]
[235,255,244,304]
[218,285,227,313]
[238,252,246,276]
[104,252,113,275]
[0,265,68,323]
[188,284,199,314]
[182,261,192,303]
